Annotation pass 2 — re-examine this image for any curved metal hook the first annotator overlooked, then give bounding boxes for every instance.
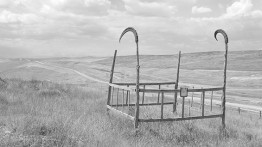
[119,27,138,43]
[214,29,229,128]
[214,29,228,44]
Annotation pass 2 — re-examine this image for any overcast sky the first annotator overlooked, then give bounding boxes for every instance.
[0,0,261,58]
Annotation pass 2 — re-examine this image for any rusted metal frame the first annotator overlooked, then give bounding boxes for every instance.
[139,114,223,122]
[174,51,181,113]
[119,27,140,128]
[215,29,228,129]
[107,50,117,108]
[107,105,135,121]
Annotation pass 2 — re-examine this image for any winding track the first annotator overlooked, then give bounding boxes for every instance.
[23,61,262,113]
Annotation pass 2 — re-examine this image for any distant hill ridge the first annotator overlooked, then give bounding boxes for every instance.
[95,50,262,71]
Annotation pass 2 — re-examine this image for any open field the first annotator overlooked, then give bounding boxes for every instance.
[0,50,261,108]
[0,79,261,146]
[0,50,261,146]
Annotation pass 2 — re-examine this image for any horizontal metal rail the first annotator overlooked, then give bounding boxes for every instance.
[110,102,174,107]
[107,105,135,121]
[113,82,177,86]
[139,114,223,122]
[139,87,223,93]
[108,83,135,91]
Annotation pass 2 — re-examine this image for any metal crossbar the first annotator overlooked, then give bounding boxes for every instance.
[106,28,229,129]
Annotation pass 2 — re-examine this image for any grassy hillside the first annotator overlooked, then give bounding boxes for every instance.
[0,79,261,146]
[96,50,262,71]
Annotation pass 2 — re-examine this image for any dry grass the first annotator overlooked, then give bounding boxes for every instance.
[0,79,261,147]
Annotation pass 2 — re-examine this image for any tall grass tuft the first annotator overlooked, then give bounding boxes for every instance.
[0,78,261,146]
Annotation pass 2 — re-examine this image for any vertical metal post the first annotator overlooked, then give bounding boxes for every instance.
[126,85,129,105]
[111,87,114,105]
[161,92,164,119]
[260,111,261,119]
[188,99,191,116]
[222,43,228,128]
[238,107,241,114]
[128,90,131,107]
[174,51,181,112]
[211,91,213,111]
[107,50,117,108]
[119,27,140,128]
[182,97,185,118]
[142,85,145,104]
[122,89,124,109]
[134,41,140,128]
[191,86,194,107]
[200,88,203,109]
[157,85,161,103]
[215,29,228,129]
[202,91,205,117]
[116,88,119,109]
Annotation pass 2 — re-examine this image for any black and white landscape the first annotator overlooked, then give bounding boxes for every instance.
[0,0,261,146]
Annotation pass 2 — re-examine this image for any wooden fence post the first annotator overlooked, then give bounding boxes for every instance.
[107,50,117,108]
[174,51,181,113]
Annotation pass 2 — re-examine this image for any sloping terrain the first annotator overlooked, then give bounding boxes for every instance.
[0,79,261,146]
[0,50,261,109]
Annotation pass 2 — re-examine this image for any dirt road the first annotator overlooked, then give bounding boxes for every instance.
[21,61,262,113]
